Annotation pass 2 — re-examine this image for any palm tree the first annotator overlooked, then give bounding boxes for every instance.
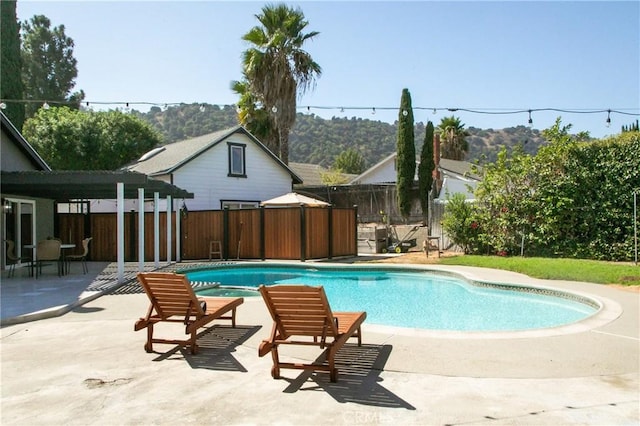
[239,4,322,164]
[437,115,469,161]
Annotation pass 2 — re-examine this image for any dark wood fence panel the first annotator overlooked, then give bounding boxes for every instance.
[57,213,86,257]
[332,208,356,256]
[264,208,301,259]
[305,208,329,259]
[90,213,118,261]
[228,209,261,259]
[57,206,357,262]
[181,210,223,259]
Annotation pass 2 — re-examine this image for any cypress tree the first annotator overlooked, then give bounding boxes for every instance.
[418,121,435,224]
[396,88,416,219]
[1,0,25,129]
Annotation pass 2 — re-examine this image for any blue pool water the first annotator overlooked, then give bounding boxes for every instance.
[186,264,597,332]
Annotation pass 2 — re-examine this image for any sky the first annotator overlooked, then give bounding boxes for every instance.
[15,0,640,139]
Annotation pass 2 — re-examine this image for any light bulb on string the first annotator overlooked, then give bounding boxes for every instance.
[606,109,611,128]
[402,110,408,117]
[372,107,376,115]
[271,105,278,113]
[43,102,50,110]
[0,102,6,110]
[528,110,533,126]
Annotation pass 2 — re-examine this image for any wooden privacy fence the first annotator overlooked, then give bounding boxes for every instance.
[57,206,358,262]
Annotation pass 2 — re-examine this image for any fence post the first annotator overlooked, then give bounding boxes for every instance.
[328,205,333,259]
[223,206,229,260]
[260,206,266,261]
[353,205,358,256]
[300,205,306,262]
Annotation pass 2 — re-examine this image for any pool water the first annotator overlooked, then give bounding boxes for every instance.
[188,265,597,332]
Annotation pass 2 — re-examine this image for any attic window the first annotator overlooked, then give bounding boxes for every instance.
[138,146,165,162]
[228,142,246,177]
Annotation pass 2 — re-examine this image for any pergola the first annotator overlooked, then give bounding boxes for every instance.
[1,170,194,282]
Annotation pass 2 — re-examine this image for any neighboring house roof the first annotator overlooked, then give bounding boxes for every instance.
[350,153,482,185]
[125,125,302,184]
[289,162,329,186]
[349,152,397,184]
[439,158,481,181]
[289,162,356,186]
[1,111,51,171]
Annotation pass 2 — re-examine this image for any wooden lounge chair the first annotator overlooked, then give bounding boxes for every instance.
[135,272,244,354]
[258,284,366,382]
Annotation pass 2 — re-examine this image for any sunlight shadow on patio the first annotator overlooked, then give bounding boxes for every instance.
[281,344,416,409]
[150,325,261,372]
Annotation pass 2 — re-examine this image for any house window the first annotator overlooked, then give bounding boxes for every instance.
[228,142,246,177]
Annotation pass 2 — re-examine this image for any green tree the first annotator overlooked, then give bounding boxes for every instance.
[438,115,469,160]
[396,88,416,219]
[1,0,25,129]
[418,121,435,223]
[239,4,321,164]
[333,148,365,174]
[22,107,161,170]
[21,15,84,119]
[230,77,273,144]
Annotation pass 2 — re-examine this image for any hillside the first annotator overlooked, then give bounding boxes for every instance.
[134,103,548,169]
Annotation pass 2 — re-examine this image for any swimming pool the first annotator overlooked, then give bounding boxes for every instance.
[185,263,599,332]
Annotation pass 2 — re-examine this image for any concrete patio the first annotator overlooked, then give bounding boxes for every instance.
[1,259,638,425]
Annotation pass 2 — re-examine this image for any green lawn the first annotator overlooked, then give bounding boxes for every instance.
[437,255,640,286]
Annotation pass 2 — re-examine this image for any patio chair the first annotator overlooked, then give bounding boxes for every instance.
[32,239,62,278]
[258,284,366,382]
[4,239,31,278]
[66,237,92,274]
[135,272,244,354]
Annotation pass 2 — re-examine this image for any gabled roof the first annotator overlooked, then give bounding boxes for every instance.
[1,112,51,171]
[125,125,302,184]
[350,152,482,184]
[289,162,356,187]
[439,158,482,181]
[349,152,397,184]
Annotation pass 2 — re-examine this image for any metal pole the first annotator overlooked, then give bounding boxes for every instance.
[634,191,637,266]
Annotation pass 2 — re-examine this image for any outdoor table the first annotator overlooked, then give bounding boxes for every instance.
[24,243,76,276]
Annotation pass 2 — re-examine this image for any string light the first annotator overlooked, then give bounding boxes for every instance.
[0,98,638,126]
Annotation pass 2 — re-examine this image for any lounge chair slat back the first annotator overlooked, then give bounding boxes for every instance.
[135,272,244,354]
[258,284,366,382]
[137,272,204,318]
[260,284,338,339]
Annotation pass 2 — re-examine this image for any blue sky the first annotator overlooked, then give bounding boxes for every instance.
[16,1,640,138]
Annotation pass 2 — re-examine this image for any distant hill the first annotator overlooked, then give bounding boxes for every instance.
[134,103,549,169]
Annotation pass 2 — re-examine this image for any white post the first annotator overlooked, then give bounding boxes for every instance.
[138,188,145,272]
[117,182,125,283]
[154,192,160,269]
[166,195,172,265]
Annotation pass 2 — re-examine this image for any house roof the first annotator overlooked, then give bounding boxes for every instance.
[1,112,51,171]
[1,170,194,201]
[125,125,302,184]
[350,153,482,184]
[349,152,397,184]
[439,158,482,180]
[289,162,356,186]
